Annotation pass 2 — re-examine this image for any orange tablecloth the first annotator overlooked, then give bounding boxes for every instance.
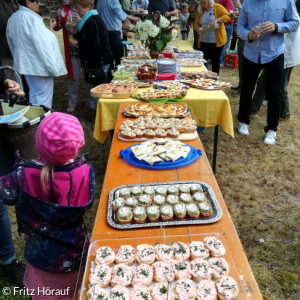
[89,104,262,300]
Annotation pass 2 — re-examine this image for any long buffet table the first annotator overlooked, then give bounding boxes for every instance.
[83,103,263,299]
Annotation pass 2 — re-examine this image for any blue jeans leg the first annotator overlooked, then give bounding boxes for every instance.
[220,24,233,65]
[0,203,15,264]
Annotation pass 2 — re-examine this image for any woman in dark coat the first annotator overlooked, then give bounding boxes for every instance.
[72,0,113,109]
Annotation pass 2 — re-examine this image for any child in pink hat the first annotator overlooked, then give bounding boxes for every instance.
[0,112,95,299]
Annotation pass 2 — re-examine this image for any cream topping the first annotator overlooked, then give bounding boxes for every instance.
[179,185,191,193]
[208,257,229,277]
[153,195,166,206]
[171,259,192,279]
[151,282,174,300]
[95,247,115,265]
[174,203,187,216]
[109,285,130,300]
[117,207,133,221]
[112,198,125,210]
[131,186,143,195]
[131,285,151,300]
[160,205,174,218]
[168,186,179,195]
[190,241,209,259]
[193,192,207,203]
[111,264,132,286]
[89,264,112,286]
[180,193,193,204]
[125,197,138,208]
[153,261,175,282]
[147,205,160,218]
[216,276,239,300]
[132,263,153,286]
[138,194,152,206]
[136,244,155,264]
[155,244,174,262]
[204,237,226,256]
[115,245,135,264]
[172,242,190,261]
[175,278,197,300]
[190,184,203,194]
[166,195,179,206]
[133,206,147,219]
[190,258,212,280]
[186,203,200,217]
[143,186,155,195]
[155,186,167,195]
[199,202,213,213]
[196,280,217,300]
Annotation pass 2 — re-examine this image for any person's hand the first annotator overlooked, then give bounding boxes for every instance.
[209,19,219,28]
[69,39,78,47]
[68,25,77,34]
[49,18,57,31]
[248,28,260,40]
[3,79,25,97]
[195,27,201,35]
[122,19,131,31]
[165,12,171,18]
[261,21,276,33]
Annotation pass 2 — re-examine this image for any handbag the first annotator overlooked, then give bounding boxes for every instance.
[84,19,107,85]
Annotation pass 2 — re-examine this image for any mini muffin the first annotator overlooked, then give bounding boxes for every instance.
[167,186,179,195]
[125,197,138,209]
[95,246,116,266]
[172,242,190,261]
[190,184,203,195]
[166,195,179,206]
[156,186,168,196]
[153,261,175,283]
[196,280,217,300]
[190,258,213,282]
[112,197,125,211]
[179,185,190,194]
[198,202,214,217]
[208,257,230,279]
[115,245,135,265]
[131,285,151,300]
[151,282,175,300]
[174,203,187,219]
[189,241,209,260]
[119,124,131,132]
[116,207,133,224]
[192,192,208,204]
[123,120,134,127]
[131,186,143,197]
[109,285,130,300]
[119,130,136,139]
[119,188,131,199]
[175,278,197,300]
[147,205,160,221]
[133,206,147,223]
[134,129,144,138]
[167,128,179,138]
[182,125,197,133]
[87,284,109,300]
[171,259,192,280]
[204,237,226,257]
[138,194,152,207]
[132,263,154,286]
[89,264,112,287]
[186,203,200,218]
[153,195,166,206]
[110,263,132,286]
[155,128,167,138]
[143,186,156,197]
[216,276,239,300]
[144,129,156,139]
[180,193,193,204]
[155,244,173,262]
[136,244,156,265]
[160,205,174,221]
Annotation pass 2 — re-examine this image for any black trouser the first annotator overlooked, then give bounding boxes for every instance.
[107,31,123,82]
[200,42,223,74]
[236,38,245,89]
[238,54,284,132]
[193,29,199,50]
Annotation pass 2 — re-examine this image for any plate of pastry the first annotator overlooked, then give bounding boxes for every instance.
[119,139,202,170]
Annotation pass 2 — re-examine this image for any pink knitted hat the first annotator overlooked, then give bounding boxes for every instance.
[36,112,84,164]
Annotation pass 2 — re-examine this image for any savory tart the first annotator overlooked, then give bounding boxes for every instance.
[132,263,154,286]
[190,258,213,282]
[116,207,133,224]
[153,261,175,283]
[190,184,203,195]
[119,188,131,199]
[115,245,135,265]
[143,186,156,197]
[138,194,152,207]
[186,203,200,218]
[160,205,174,221]
[179,185,191,194]
[216,276,239,300]
[133,206,147,223]
[167,186,179,195]
[198,202,214,217]
[136,244,156,265]
[166,195,180,206]
[172,242,190,261]
[95,246,116,266]
[147,205,161,221]
[155,244,174,262]
[89,264,112,287]
[174,203,187,219]
[189,241,209,260]
[175,278,197,300]
[192,192,208,204]
[179,193,193,204]
[204,237,226,257]
[125,197,139,209]
[112,197,125,211]
[131,186,143,197]
[155,186,168,196]
[153,195,166,206]
[110,263,132,286]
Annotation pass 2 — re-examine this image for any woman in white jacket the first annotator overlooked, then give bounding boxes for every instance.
[6,0,67,108]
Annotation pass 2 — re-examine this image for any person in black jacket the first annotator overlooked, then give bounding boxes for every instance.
[72,0,113,109]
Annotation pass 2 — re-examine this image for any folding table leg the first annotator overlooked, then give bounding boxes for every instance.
[212,125,219,173]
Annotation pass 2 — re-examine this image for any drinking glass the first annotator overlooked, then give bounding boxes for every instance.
[254,25,262,46]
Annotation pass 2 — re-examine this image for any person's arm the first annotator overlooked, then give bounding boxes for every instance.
[237,0,252,40]
[0,170,19,206]
[194,12,201,34]
[219,0,233,13]
[132,0,138,10]
[3,79,25,97]
[111,0,127,21]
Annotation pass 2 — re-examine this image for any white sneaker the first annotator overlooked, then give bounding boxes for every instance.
[262,100,268,105]
[66,106,75,112]
[238,123,249,136]
[264,130,276,145]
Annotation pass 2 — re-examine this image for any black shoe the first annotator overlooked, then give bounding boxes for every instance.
[231,85,240,90]
[1,259,25,287]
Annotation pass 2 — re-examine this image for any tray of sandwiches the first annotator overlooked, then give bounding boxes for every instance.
[118,116,198,141]
[175,59,206,67]
[112,79,153,88]
[107,181,221,229]
[123,103,189,118]
[120,140,202,170]
[180,71,219,80]
[79,232,243,300]
[90,83,138,99]
[188,79,231,90]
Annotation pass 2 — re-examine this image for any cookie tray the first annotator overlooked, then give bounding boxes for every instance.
[107,181,222,230]
[78,232,250,300]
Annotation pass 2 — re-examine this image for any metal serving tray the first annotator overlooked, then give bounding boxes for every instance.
[107,180,222,229]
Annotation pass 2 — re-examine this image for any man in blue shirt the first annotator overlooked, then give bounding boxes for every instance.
[148,0,176,19]
[237,0,299,145]
[132,0,149,12]
[97,0,127,81]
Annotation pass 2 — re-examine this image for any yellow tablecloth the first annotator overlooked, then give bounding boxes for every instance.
[93,66,234,143]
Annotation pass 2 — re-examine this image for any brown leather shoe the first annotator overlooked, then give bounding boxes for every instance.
[280,115,291,121]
